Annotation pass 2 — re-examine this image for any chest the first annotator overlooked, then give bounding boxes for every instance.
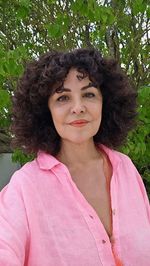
[71,171,112,237]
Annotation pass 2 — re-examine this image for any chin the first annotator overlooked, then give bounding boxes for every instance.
[63,134,95,145]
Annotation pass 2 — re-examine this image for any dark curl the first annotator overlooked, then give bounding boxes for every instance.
[11,48,137,156]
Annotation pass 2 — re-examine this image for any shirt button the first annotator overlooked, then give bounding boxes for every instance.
[102,239,106,244]
[89,215,94,219]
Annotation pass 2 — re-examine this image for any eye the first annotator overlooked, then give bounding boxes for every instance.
[57,95,69,102]
[84,92,95,98]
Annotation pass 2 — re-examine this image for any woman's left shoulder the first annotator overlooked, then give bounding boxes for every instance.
[101,145,136,171]
[102,145,146,186]
[107,147,150,213]
[111,149,135,166]
[111,148,142,178]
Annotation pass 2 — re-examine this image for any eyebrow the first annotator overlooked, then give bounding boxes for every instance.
[55,82,98,93]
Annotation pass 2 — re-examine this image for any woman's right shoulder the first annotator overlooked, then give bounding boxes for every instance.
[2,151,56,191]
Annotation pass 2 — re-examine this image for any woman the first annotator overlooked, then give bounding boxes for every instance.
[0,48,149,266]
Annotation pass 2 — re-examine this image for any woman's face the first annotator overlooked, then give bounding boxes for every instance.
[48,68,102,145]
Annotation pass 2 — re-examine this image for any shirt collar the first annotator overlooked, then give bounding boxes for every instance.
[36,150,60,170]
[36,145,121,171]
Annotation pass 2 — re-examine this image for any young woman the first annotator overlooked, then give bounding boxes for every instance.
[0,48,149,265]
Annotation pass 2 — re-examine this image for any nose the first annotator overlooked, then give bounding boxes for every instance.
[71,99,86,114]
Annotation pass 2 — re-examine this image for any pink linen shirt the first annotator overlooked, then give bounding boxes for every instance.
[0,145,150,266]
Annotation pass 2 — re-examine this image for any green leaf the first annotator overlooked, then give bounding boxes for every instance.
[0,64,6,77]
[147,6,150,18]
[93,6,115,25]
[18,0,30,8]
[47,0,57,3]
[70,0,83,12]
[0,89,10,107]
[12,149,34,165]
[46,24,62,38]
[16,6,29,19]
[132,0,147,15]
[87,9,95,21]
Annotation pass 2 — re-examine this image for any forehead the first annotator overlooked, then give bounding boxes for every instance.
[64,68,90,85]
[51,68,98,95]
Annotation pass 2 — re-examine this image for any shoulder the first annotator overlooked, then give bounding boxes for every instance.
[104,146,149,200]
[9,158,40,185]
[102,145,150,209]
[101,144,136,172]
[101,145,145,188]
[3,151,59,191]
[111,149,135,167]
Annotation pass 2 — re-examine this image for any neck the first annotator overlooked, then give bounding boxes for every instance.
[57,139,102,167]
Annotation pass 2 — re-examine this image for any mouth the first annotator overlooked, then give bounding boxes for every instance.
[69,120,89,127]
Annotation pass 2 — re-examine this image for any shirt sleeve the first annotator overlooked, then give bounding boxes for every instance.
[0,174,29,265]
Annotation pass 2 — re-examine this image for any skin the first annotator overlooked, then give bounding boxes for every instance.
[48,68,102,157]
[48,68,112,237]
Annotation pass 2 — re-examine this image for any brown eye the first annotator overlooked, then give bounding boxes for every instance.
[57,95,69,102]
[84,92,95,98]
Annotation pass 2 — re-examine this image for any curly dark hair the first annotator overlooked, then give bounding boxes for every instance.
[11,48,137,156]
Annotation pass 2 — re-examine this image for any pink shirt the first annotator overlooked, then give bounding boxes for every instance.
[0,145,150,266]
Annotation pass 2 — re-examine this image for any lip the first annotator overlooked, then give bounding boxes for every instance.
[69,120,89,127]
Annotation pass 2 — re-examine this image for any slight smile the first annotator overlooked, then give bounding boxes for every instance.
[69,120,89,127]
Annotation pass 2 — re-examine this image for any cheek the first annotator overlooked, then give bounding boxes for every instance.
[92,104,102,119]
[50,108,66,128]
[48,102,59,120]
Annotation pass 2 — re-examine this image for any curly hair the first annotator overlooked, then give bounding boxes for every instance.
[11,48,137,156]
